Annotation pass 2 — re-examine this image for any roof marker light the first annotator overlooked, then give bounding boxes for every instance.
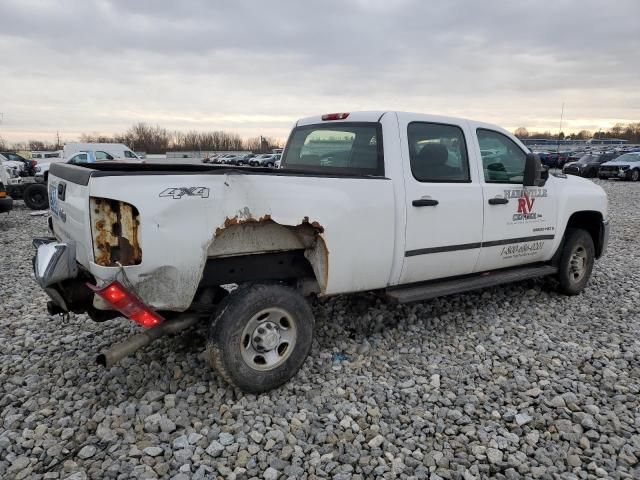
[322,113,350,121]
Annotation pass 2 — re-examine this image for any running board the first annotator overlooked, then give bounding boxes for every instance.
[385,265,558,304]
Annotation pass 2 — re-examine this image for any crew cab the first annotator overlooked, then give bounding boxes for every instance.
[33,111,609,393]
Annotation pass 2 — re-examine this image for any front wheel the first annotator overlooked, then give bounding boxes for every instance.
[23,183,49,210]
[206,283,314,393]
[557,228,595,295]
[630,169,640,182]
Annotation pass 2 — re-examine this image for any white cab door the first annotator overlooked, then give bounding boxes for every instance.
[472,127,558,272]
[398,116,484,284]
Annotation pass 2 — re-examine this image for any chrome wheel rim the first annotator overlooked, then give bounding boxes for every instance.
[569,246,587,281]
[240,307,297,371]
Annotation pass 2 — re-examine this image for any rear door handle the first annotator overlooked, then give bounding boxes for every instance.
[412,199,439,207]
[488,197,508,205]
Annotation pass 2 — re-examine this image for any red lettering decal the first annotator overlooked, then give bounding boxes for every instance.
[517,198,527,213]
[526,196,535,212]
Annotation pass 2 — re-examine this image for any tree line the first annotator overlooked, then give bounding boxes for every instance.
[514,122,640,143]
[3,123,282,154]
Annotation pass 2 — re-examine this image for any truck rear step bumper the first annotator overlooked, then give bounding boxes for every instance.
[385,264,558,304]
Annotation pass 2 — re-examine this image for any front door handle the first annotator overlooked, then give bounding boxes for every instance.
[488,197,509,205]
[412,199,439,207]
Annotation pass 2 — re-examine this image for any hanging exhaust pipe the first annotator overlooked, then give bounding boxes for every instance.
[96,315,201,368]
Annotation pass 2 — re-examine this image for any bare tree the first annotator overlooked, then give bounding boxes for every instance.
[514,127,529,138]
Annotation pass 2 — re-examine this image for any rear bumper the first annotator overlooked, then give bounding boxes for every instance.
[0,196,13,213]
[33,238,79,311]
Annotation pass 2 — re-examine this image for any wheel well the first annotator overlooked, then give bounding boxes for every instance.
[564,211,605,258]
[205,219,328,294]
[200,250,315,286]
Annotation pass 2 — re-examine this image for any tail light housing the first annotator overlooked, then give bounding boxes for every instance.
[87,280,163,328]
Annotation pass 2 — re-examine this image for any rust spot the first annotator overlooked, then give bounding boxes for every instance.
[215,213,273,236]
[300,216,325,233]
[90,197,142,266]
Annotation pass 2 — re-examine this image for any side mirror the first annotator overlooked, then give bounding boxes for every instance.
[523,153,546,186]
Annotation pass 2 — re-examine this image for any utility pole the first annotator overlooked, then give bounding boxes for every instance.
[557,102,564,153]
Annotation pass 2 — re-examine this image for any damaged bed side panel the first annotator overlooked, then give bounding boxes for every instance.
[86,172,396,311]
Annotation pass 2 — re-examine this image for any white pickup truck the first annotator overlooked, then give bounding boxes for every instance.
[33,111,609,392]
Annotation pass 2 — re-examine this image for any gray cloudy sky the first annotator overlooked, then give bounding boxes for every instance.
[1,0,639,143]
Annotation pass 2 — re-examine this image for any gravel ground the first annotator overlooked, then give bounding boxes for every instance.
[1,180,639,480]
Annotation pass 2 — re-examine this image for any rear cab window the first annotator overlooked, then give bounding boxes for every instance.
[281,123,384,176]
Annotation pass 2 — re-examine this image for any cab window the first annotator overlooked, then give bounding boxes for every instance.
[477,129,526,183]
[282,123,383,176]
[95,151,114,161]
[407,122,470,182]
[124,150,137,158]
[68,153,88,164]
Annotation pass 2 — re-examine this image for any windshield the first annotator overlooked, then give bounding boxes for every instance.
[282,122,383,175]
[2,152,26,162]
[613,153,640,163]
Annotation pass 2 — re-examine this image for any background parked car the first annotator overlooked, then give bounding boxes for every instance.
[0,163,14,213]
[250,154,277,167]
[598,152,640,181]
[0,152,37,177]
[234,153,255,165]
[562,152,619,178]
[31,150,63,161]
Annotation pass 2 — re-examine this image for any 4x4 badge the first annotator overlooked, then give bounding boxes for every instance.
[159,187,210,199]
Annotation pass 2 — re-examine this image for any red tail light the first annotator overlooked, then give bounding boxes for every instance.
[87,280,163,328]
[322,113,350,121]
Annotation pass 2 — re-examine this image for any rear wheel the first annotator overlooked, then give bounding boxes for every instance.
[557,228,595,295]
[23,183,49,210]
[630,169,640,182]
[206,283,314,393]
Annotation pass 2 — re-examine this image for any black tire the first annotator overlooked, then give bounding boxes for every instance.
[630,169,640,182]
[557,228,595,296]
[206,283,314,393]
[23,183,49,210]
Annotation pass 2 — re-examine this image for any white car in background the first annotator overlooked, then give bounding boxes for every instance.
[26,148,143,210]
[31,151,63,161]
[0,155,24,190]
[35,144,142,183]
